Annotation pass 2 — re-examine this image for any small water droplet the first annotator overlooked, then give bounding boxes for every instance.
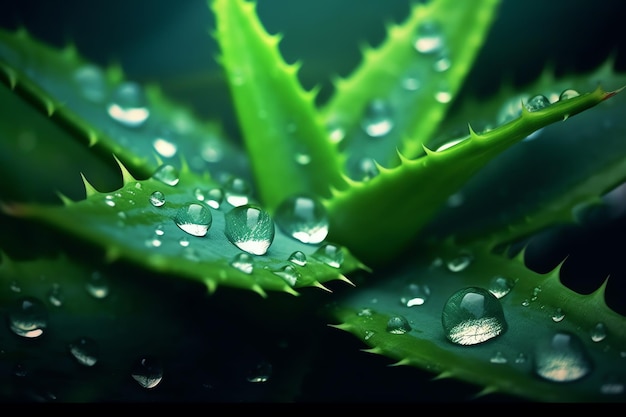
[223,176,251,207]
[434,88,452,104]
[399,282,431,307]
[442,287,507,346]
[247,360,272,383]
[200,138,224,163]
[287,251,307,266]
[414,21,444,54]
[131,356,163,389]
[68,337,99,367]
[47,283,64,307]
[600,374,624,395]
[433,50,451,72]
[153,136,178,158]
[386,315,412,334]
[401,75,421,91]
[488,276,516,299]
[107,81,150,127]
[356,157,379,181]
[326,117,346,144]
[149,191,166,207]
[230,253,255,274]
[559,89,580,101]
[490,351,508,364]
[174,202,213,237]
[446,253,472,272]
[312,243,344,268]
[524,94,551,112]
[8,297,48,338]
[274,194,329,244]
[551,307,565,323]
[193,187,206,201]
[86,271,110,299]
[294,151,311,166]
[271,264,301,287]
[533,331,593,382]
[154,225,165,236]
[74,64,107,103]
[590,322,607,342]
[205,188,224,209]
[224,204,275,255]
[361,99,394,137]
[152,164,179,186]
[179,237,190,247]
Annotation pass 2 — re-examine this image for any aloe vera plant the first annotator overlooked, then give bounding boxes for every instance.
[1,0,625,402]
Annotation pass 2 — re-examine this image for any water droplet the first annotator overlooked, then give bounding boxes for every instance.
[271,264,301,287]
[414,21,444,54]
[442,287,507,346]
[361,99,394,137]
[223,176,251,207]
[274,194,329,244]
[247,360,272,383]
[131,356,163,389]
[154,225,165,236]
[8,297,48,338]
[590,322,607,342]
[104,194,116,207]
[153,136,178,158]
[47,283,64,307]
[9,280,21,293]
[224,204,275,255]
[152,164,179,186]
[446,253,472,272]
[551,307,565,323]
[533,331,593,382]
[294,151,311,166]
[200,138,224,163]
[326,117,346,144]
[68,337,99,367]
[401,75,421,91]
[559,89,580,101]
[488,276,516,299]
[205,187,224,209]
[490,351,508,364]
[600,374,624,395]
[399,282,431,307]
[106,81,150,127]
[149,190,166,207]
[386,315,412,334]
[433,50,451,72]
[287,251,307,266]
[524,94,551,112]
[230,253,255,274]
[74,64,107,103]
[86,271,110,299]
[174,202,213,237]
[434,88,452,104]
[312,243,344,268]
[179,237,190,247]
[356,157,379,181]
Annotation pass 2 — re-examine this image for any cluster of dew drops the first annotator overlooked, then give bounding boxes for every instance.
[357,252,625,396]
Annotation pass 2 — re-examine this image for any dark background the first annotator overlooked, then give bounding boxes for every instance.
[1,0,626,403]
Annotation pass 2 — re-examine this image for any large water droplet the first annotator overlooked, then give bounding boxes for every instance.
[312,243,344,268]
[442,287,507,345]
[524,94,551,112]
[224,204,275,255]
[149,191,166,207]
[274,194,329,244]
[230,252,255,274]
[152,164,180,186]
[131,356,164,389]
[361,99,394,137]
[74,64,107,103]
[8,297,48,338]
[174,202,213,237]
[414,21,444,54]
[107,81,150,127]
[68,337,99,367]
[399,282,431,307]
[533,331,593,382]
[386,315,412,334]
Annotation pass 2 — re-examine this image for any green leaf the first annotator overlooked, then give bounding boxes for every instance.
[321,0,500,174]
[211,0,346,209]
[329,241,626,402]
[1,160,365,297]
[325,85,621,266]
